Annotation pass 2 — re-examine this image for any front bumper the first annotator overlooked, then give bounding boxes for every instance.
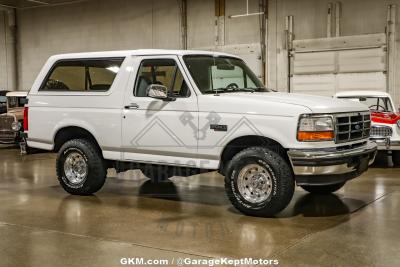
[370,137,400,151]
[287,141,377,186]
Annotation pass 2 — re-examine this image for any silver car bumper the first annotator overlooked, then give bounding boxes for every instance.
[287,141,377,185]
[370,137,400,151]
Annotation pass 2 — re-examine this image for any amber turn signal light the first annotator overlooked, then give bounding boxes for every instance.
[297,131,334,141]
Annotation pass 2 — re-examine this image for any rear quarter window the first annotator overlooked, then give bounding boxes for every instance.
[40,58,124,92]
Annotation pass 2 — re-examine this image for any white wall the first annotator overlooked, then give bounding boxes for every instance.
[17,0,182,90]
[268,0,400,106]
[16,0,262,90]
[0,11,7,91]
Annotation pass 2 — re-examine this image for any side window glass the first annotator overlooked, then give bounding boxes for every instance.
[40,58,124,91]
[44,66,85,91]
[135,59,190,97]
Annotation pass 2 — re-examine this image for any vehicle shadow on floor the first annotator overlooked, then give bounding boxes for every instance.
[0,144,19,150]
[370,151,399,168]
[277,193,366,218]
[89,178,366,218]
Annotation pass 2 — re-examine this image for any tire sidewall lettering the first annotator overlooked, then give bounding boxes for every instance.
[229,156,278,210]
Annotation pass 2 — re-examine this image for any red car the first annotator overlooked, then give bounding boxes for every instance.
[335,91,400,166]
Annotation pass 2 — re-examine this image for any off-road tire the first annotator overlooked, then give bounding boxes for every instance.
[224,147,295,217]
[56,139,106,195]
[300,182,345,194]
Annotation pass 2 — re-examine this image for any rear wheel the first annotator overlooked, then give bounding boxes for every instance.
[224,147,295,217]
[392,151,400,167]
[300,182,345,194]
[56,139,106,195]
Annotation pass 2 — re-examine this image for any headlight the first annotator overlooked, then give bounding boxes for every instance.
[11,121,22,132]
[297,115,334,141]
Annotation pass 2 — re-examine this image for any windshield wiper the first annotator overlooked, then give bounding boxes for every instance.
[204,87,271,94]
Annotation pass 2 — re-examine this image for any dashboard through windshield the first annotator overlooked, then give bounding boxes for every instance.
[183,55,268,94]
[339,96,394,112]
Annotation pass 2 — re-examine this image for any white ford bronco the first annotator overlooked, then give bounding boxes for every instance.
[25,50,377,216]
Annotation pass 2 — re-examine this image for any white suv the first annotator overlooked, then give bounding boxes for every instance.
[25,49,377,216]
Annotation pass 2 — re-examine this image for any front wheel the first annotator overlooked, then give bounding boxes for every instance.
[224,147,295,217]
[300,182,345,194]
[56,139,106,195]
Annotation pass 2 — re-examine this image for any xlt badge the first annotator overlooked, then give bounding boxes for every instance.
[210,124,228,132]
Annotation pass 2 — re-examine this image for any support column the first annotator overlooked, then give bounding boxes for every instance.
[0,6,17,91]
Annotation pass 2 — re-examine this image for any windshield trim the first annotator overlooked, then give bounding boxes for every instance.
[338,96,394,112]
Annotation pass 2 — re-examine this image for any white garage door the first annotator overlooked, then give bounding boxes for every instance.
[290,33,387,97]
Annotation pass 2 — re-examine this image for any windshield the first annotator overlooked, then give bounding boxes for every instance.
[339,96,394,112]
[8,97,26,109]
[183,55,268,94]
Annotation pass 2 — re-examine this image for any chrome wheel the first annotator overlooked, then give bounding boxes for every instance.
[237,164,273,204]
[63,152,88,185]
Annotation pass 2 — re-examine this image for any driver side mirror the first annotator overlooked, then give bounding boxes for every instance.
[147,84,175,101]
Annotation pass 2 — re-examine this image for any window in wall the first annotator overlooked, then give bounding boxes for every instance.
[40,58,124,91]
[135,59,190,97]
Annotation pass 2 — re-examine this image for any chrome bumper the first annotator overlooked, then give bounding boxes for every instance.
[370,137,400,151]
[287,141,377,179]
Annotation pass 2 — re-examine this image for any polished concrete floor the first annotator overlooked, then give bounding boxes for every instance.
[0,145,399,267]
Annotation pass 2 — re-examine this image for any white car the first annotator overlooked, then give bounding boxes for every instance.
[24,49,377,217]
[335,91,400,166]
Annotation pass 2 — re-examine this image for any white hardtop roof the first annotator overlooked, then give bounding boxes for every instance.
[6,91,28,97]
[335,90,391,98]
[49,49,241,60]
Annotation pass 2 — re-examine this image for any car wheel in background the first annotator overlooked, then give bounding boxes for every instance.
[392,151,400,167]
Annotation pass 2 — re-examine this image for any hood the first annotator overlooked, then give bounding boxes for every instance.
[215,92,369,114]
[371,111,400,124]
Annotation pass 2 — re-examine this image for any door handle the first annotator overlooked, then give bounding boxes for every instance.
[124,103,139,109]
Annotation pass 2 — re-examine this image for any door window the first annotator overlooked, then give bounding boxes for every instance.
[134,59,190,97]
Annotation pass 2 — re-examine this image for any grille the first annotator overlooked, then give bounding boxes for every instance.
[370,126,393,138]
[0,115,16,143]
[0,115,15,131]
[335,112,371,143]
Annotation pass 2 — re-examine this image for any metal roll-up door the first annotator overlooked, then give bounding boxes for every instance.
[289,33,387,97]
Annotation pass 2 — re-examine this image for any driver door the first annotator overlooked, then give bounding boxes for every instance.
[122,55,199,167]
